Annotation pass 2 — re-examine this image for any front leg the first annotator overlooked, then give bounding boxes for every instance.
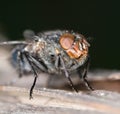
[58,54,78,92]
[77,57,94,91]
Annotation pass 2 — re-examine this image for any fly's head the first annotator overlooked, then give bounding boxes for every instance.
[59,32,90,63]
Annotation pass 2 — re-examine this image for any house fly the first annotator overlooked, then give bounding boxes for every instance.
[0,30,94,99]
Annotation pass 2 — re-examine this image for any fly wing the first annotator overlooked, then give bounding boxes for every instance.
[0,41,27,45]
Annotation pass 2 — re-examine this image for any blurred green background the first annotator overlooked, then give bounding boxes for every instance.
[0,0,120,69]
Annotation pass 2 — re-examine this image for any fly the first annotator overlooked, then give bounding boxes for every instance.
[0,30,94,99]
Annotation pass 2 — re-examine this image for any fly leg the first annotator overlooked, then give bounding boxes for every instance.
[23,52,38,99]
[23,51,48,99]
[77,57,94,91]
[58,54,78,92]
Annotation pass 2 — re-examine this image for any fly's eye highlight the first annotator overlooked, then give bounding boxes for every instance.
[59,33,75,50]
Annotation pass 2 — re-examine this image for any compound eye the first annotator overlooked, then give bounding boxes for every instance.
[60,33,75,50]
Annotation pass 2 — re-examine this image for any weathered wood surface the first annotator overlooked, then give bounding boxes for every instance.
[0,86,120,114]
[0,47,120,114]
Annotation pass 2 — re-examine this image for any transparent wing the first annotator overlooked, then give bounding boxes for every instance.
[0,41,27,45]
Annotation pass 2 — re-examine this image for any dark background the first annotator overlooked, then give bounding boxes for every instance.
[0,0,120,69]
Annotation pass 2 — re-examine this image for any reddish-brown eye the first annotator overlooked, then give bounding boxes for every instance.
[59,33,75,50]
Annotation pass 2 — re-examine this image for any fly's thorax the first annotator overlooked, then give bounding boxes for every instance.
[24,38,46,54]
